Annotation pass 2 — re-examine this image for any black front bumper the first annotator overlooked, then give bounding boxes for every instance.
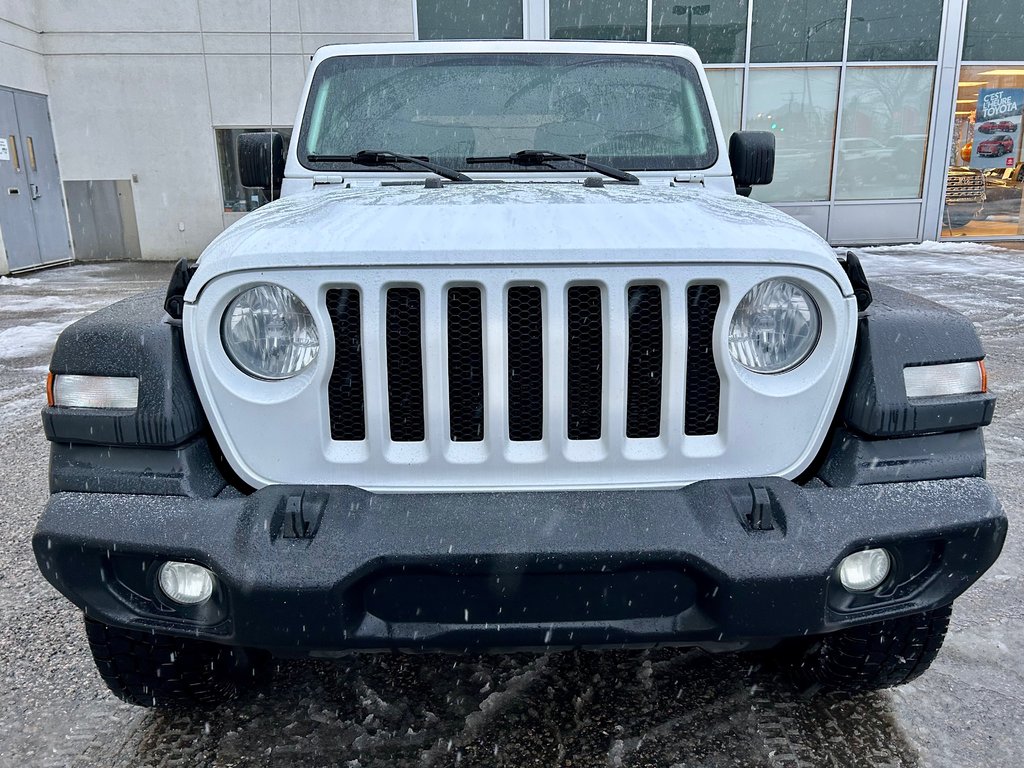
[34,477,1005,655]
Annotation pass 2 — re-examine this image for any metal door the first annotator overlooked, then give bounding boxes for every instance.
[0,89,43,271]
[12,90,73,268]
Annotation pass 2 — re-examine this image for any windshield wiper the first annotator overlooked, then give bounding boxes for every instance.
[465,150,639,185]
[306,150,473,183]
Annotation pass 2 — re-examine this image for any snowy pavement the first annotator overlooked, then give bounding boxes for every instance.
[0,248,1021,767]
[850,242,1024,767]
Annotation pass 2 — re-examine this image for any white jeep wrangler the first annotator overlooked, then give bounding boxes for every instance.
[35,41,1004,708]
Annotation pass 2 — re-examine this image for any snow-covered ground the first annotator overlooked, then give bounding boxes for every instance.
[0,322,77,361]
[850,242,1024,768]
[860,239,1010,255]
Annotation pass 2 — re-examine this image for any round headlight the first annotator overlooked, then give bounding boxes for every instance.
[729,280,820,373]
[222,284,319,379]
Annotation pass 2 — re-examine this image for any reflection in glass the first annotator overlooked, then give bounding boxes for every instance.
[750,0,846,63]
[963,0,1024,62]
[835,67,935,200]
[215,128,292,213]
[706,69,743,136]
[549,0,647,41]
[747,68,840,203]
[943,65,1024,239]
[980,164,1024,222]
[848,0,942,61]
[417,0,523,40]
[651,0,748,64]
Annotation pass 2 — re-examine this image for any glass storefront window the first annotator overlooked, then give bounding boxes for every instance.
[651,0,748,64]
[417,0,523,40]
[215,128,291,213]
[705,69,743,136]
[848,0,943,62]
[750,0,846,63]
[942,65,1024,238]
[835,67,935,200]
[963,0,1024,62]
[549,0,647,41]
[747,68,840,203]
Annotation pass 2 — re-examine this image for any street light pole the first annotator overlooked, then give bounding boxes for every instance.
[671,3,710,46]
[804,16,865,60]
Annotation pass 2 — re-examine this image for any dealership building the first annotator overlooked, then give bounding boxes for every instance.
[1,0,1023,274]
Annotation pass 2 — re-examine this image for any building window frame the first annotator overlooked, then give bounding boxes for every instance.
[414,0,963,242]
[414,0,530,40]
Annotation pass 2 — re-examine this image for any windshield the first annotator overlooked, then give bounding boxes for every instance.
[299,52,718,173]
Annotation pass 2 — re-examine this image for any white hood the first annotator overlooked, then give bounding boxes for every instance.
[186,183,850,302]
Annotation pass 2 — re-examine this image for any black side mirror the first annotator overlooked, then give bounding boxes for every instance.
[729,131,775,197]
[238,131,286,200]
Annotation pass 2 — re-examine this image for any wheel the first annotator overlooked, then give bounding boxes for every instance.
[788,605,951,694]
[84,616,261,708]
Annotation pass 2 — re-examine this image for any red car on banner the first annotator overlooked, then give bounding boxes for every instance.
[977,135,1015,157]
[978,120,1017,134]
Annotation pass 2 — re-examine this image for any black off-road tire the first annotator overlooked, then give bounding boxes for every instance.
[84,616,258,708]
[792,605,952,694]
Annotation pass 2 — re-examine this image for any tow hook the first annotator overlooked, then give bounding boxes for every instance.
[279,492,327,540]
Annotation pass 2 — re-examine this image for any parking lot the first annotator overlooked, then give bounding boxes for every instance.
[0,245,1021,768]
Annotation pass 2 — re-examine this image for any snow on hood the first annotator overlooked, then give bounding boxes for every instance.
[189,183,846,297]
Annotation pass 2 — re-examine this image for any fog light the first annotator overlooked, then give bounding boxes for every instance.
[158,561,215,605]
[838,548,891,592]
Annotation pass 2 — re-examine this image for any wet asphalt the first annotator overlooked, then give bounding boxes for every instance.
[0,247,1021,768]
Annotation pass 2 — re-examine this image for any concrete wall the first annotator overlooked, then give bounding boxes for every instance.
[3,0,414,261]
[0,1,46,95]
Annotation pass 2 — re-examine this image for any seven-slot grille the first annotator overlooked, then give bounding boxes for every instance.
[326,282,721,446]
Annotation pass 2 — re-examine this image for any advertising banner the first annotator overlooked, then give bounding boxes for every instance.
[970,88,1024,170]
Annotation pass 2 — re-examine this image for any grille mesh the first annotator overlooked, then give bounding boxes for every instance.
[685,284,721,436]
[507,286,544,441]
[326,288,366,441]
[447,287,485,442]
[567,286,603,440]
[385,287,425,442]
[626,285,664,438]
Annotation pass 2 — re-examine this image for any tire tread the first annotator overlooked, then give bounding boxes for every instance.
[803,606,951,694]
[84,617,242,708]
